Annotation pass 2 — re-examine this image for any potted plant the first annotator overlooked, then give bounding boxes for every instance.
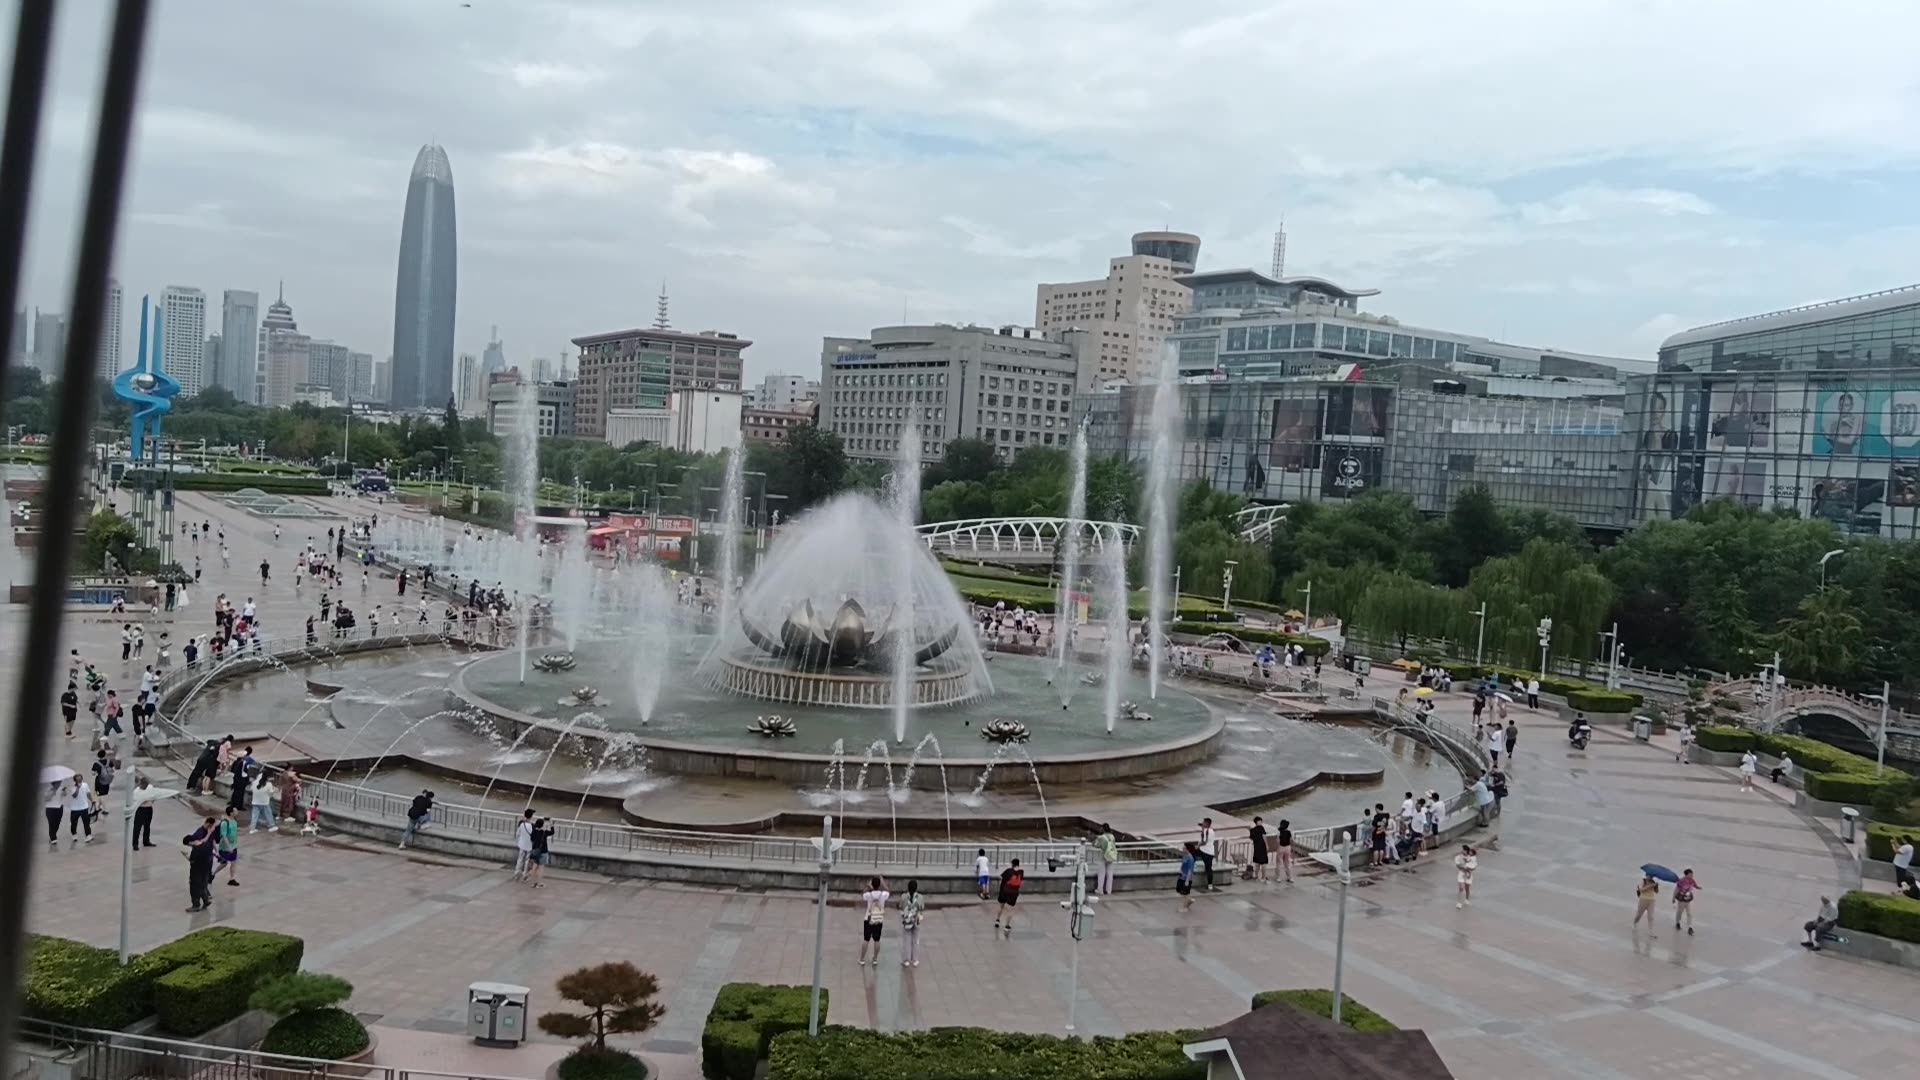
[537,962,665,1080]
[250,972,372,1064]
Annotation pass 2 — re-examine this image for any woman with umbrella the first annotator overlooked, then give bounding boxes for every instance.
[1633,868,1666,934]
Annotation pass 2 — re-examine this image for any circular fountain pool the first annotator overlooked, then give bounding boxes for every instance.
[454,638,1223,786]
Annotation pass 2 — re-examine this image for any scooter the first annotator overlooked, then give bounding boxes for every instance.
[1567,721,1592,750]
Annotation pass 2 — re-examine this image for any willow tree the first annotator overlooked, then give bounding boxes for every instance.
[1466,539,1614,672]
[1353,572,1469,655]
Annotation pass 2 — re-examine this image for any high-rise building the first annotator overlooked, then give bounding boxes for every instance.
[160,286,207,395]
[219,289,259,400]
[482,327,505,374]
[9,309,24,367]
[818,324,1096,463]
[202,336,222,395]
[749,373,820,409]
[349,351,374,402]
[307,341,351,402]
[374,356,392,404]
[570,325,750,440]
[255,285,294,405]
[32,309,65,375]
[258,289,306,408]
[98,279,123,378]
[1035,230,1200,384]
[390,143,458,410]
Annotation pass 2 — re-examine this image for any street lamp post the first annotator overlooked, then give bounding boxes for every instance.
[1819,548,1845,590]
[1600,622,1622,690]
[1536,617,1553,678]
[1309,832,1354,1024]
[1472,603,1487,666]
[1061,841,1094,1031]
[1300,581,1313,629]
[120,774,177,963]
[805,815,842,1036]
[1221,560,1238,611]
[1868,681,1892,771]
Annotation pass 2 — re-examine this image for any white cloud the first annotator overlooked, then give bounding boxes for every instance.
[497,61,606,90]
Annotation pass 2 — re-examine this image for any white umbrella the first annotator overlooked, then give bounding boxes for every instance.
[125,784,182,808]
[38,765,74,784]
[1494,691,1514,703]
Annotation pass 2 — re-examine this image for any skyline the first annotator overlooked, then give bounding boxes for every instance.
[13,0,1920,388]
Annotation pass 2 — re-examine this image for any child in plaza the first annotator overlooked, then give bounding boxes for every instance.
[1454,844,1477,908]
[974,848,991,900]
[1177,842,1197,910]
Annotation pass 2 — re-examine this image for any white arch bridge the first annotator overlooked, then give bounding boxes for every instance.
[917,517,1139,564]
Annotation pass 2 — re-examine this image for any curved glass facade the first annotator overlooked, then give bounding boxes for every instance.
[1659,288,1920,374]
[391,144,458,409]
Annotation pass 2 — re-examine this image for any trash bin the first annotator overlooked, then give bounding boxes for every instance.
[467,982,532,1045]
[1352,657,1372,677]
[1841,807,1859,843]
[1631,715,1653,742]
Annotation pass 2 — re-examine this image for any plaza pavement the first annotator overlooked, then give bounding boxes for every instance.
[9,493,1920,1079]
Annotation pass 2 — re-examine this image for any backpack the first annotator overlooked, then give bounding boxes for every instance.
[1006,869,1024,891]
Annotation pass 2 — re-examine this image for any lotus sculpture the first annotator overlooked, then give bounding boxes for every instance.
[563,686,601,707]
[748,714,798,738]
[741,598,960,671]
[1119,701,1153,722]
[1079,672,1103,687]
[533,652,576,673]
[980,718,1030,744]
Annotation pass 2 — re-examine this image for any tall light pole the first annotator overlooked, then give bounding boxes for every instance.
[1535,617,1553,678]
[1061,841,1094,1031]
[1819,548,1845,590]
[805,815,841,1037]
[1600,622,1622,690]
[1867,682,1891,771]
[1309,831,1353,1024]
[1221,560,1238,610]
[120,774,178,963]
[1472,603,1487,666]
[1300,581,1313,629]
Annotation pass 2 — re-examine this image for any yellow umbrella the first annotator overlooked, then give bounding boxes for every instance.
[1283,609,1305,619]
[1391,658,1421,670]
[1413,686,1435,697]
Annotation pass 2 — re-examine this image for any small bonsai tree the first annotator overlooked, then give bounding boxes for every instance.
[250,972,369,1060]
[538,962,664,1080]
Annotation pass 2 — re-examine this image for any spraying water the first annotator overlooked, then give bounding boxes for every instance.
[508,378,542,683]
[890,419,922,744]
[1052,422,1090,705]
[554,526,594,651]
[624,564,677,724]
[1101,532,1129,734]
[1143,341,1182,699]
[716,447,746,639]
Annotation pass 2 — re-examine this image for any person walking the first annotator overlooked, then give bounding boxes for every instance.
[91,750,117,800]
[1891,835,1914,893]
[43,781,65,849]
[527,817,553,888]
[60,683,79,740]
[1177,842,1197,910]
[1094,823,1119,895]
[1673,868,1699,934]
[1739,750,1757,792]
[1503,720,1519,768]
[1196,817,1217,889]
[1632,874,1660,935]
[185,817,216,912]
[992,858,1024,936]
[857,875,890,965]
[899,879,926,967]
[1454,843,1477,908]
[1248,816,1270,883]
[216,806,241,886]
[248,774,277,833]
[66,775,96,846]
[513,809,535,879]
[129,775,156,849]
[1485,726,1503,767]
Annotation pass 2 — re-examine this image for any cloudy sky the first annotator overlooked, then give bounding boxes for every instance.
[17,0,1920,383]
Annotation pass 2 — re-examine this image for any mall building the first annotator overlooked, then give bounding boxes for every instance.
[1083,275,1920,534]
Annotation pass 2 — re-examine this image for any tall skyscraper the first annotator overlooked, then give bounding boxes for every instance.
[307,341,351,401]
[8,309,23,366]
[32,309,65,375]
[391,143,457,410]
[258,287,305,408]
[160,286,208,395]
[98,278,123,378]
[481,326,505,374]
[219,289,259,400]
[203,336,222,393]
[348,351,374,401]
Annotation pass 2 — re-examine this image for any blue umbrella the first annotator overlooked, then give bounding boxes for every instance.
[1640,863,1679,882]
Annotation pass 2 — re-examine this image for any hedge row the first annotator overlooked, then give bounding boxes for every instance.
[1565,689,1641,713]
[766,1027,1205,1080]
[1248,989,1397,1032]
[1837,889,1920,944]
[122,470,330,495]
[1693,725,1755,753]
[1171,622,1332,657]
[24,928,303,1035]
[703,983,824,1080]
[145,927,304,1035]
[1437,664,1643,707]
[1865,822,1911,863]
[1691,727,1902,804]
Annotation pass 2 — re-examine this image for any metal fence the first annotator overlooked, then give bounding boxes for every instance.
[18,1018,525,1080]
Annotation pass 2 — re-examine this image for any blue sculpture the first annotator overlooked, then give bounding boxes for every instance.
[111,295,180,463]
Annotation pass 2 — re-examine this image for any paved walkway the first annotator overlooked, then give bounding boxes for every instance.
[12,495,1920,1079]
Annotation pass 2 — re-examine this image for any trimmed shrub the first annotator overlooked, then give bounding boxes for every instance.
[558,1048,650,1080]
[1249,989,1396,1032]
[1755,734,1886,779]
[123,470,328,495]
[1837,889,1920,943]
[1565,689,1641,713]
[1864,822,1909,862]
[765,1026,1205,1080]
[703,983,823,1080]
[143,927,303,1035]
[1170,622,1332,656]
[1692,726,1756,753]
[22,934,163,1029]
[1809,772,1897,804]
[258,1007,369,1059]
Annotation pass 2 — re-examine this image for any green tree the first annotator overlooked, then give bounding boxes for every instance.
[536,962,666,1051]
[1432,485,1512,587]
[1772,587,1867,686]
[932,438,998,486]
[774,424,848,511]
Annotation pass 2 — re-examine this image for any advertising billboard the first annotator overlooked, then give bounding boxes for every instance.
[1811,387,1920,457]
[1267,398,1320,471]
[1811,476,1887,536]
[1321,445,1383,499]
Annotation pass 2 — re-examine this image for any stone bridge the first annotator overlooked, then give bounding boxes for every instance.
[917,516,1138,565]
[1713,677,1920,744]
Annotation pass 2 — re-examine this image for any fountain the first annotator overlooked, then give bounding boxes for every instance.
[894,733,954,842]
[1144,340,1182,700]
[1052,422,1090,705]
[524,712,602,810]
[624,564,676,724]
[716,447,746,639]
[890,419,922,743]
[507,377,541,683]
[554,527,594,651]
[1101,535,1129,734]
